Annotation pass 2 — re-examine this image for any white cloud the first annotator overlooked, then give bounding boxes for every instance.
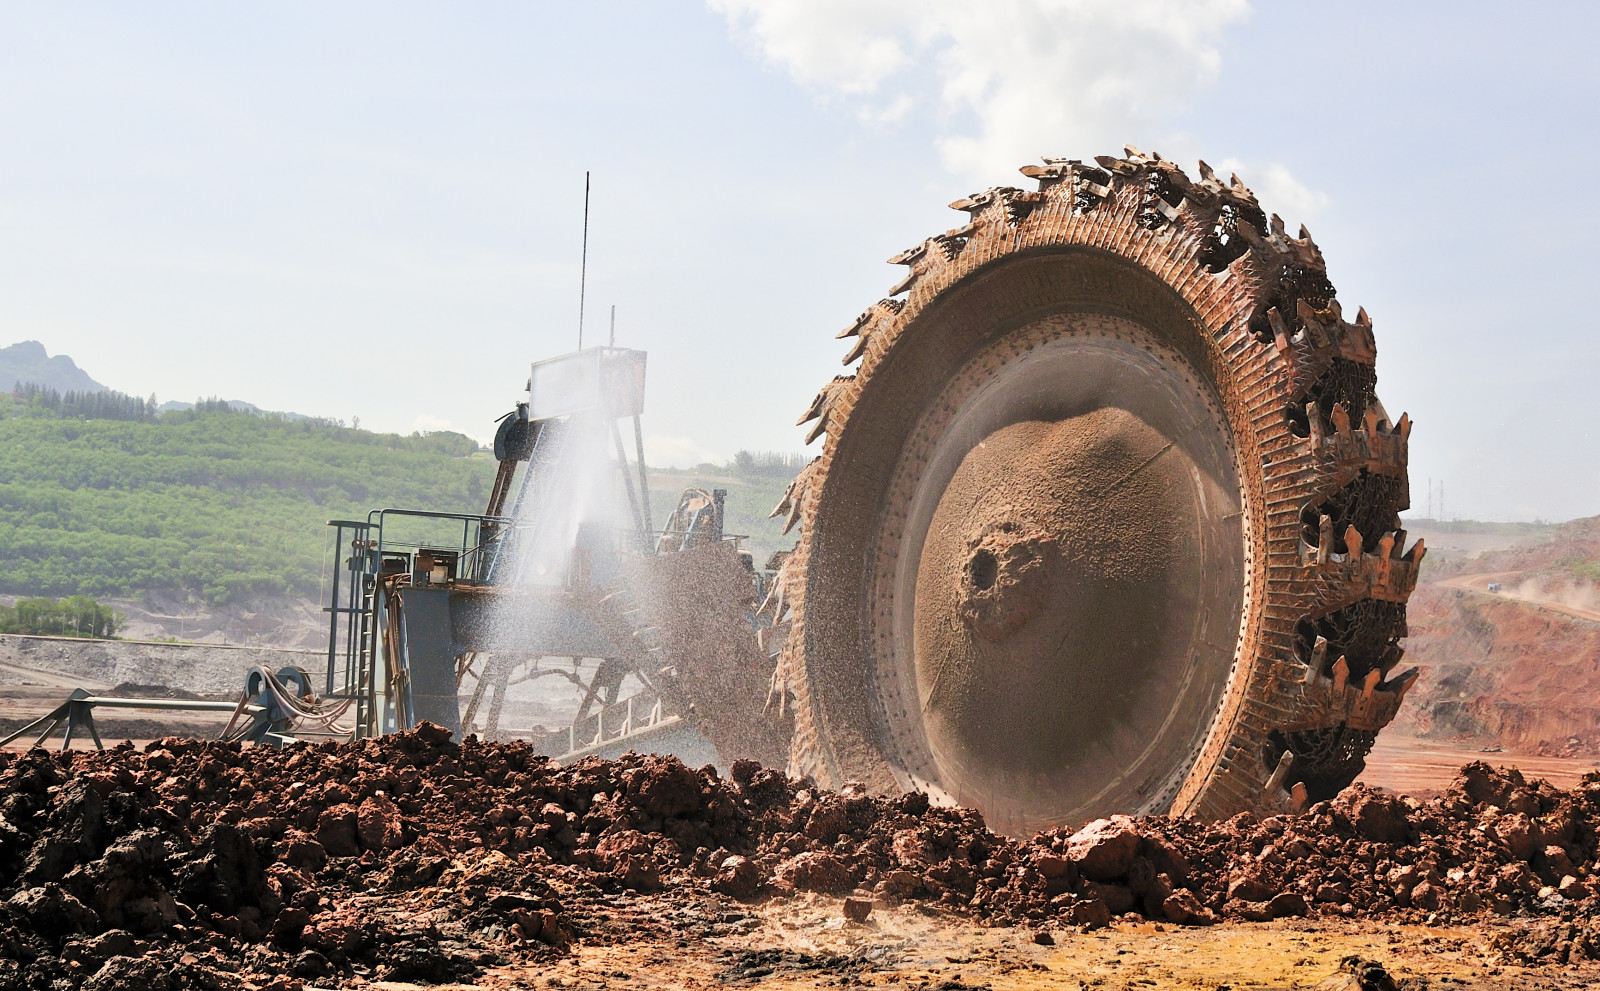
[710,0,1252,180]
[711,0,915,95]
[859,92,914,126]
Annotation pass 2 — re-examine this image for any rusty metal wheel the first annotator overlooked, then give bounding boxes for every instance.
[763,149,1422,834]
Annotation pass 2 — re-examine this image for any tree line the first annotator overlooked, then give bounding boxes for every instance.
[12,383,157,421]
[731,450,807,477]
[8,383,364,431]
[0,595,122,638]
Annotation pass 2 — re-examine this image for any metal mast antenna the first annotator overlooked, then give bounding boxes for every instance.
[609,304,616,346]
[578,171,590,349]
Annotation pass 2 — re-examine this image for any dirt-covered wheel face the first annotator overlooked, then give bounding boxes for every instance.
[871,315,1244,834]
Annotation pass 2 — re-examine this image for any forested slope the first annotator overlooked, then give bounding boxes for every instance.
[0,393,498,604]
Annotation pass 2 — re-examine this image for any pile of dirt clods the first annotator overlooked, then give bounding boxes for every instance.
[2,725,1600,988]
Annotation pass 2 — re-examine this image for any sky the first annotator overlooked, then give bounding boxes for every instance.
[0,1,1596,521]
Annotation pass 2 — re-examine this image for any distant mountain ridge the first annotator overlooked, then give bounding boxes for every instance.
[1,340,107,393]
[5,341,323,421]
[157,399,312,421]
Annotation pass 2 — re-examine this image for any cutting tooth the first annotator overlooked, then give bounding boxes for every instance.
[1289,782,1309,813]
[1376,533,1396,585]
[887,240,931,266]
[764,664,788,716]
[804,418,827,445]
[1356,306,1372,328]
[1397,412,1412,442]
[1361,668,1381,702]
[1332,655,1350,694]
[1197,159,1217,182]
[836,298,903,340]
[1019,162,1076,191]
[782,492,804,533]
[1343,524,1363,562]
[1267,307,1291,352]
[1330,402,1352,435]
[773,460,821,534]
[1310,636,1329,675]
[1270,214,1287,237]
[835,308,872,340]
[1387,666,1421,701]
[1317,515,1333,564]
[1307,403,1325,445]
[797,376,852,427]
[757,575,783,618]
[1264,750,1294,795]
[1295,298,1323,336]
[841,336,869,365]
[949,189,999,215]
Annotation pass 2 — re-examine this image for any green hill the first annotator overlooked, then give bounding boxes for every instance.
[0,390,804,607]
[0,392,499,604]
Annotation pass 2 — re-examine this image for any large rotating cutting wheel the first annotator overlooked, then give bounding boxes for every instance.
[763,149,1422,835]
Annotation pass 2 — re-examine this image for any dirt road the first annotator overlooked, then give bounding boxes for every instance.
[1440,571,1600,624]
[0,660,102,690]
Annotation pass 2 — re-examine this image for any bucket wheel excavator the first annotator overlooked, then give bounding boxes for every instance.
[302,147,1417,836]
[757,148,1420,835]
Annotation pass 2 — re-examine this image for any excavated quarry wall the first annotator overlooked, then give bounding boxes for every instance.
[1400,585,1600,754]
[2,727,1600,988]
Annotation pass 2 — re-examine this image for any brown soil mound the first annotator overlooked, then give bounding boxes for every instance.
[3,728,1600,988]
